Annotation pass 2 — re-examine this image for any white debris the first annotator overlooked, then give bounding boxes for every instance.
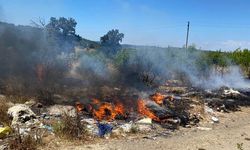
[86,124,99,135]
[211,116,219,123]
[19,128,31,136]
[81,118,97,125]
[24,99,36,107]
[120,122,133,133]
[8,104,37,126]
[136,118,152,124]
[224,88,240,95]
[47,105,77,117]
[204,106,214,114]
[197,127,212,131]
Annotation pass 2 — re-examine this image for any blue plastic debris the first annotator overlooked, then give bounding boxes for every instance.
[42,125,53,132]
[97,123,113,137]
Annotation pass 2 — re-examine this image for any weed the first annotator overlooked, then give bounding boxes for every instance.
[237,143,244,150]
[52,114,87,140]
[0,100,11,125]
[8,134,38,150]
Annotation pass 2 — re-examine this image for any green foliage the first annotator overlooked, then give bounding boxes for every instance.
[46,17,77,36]
[100,29,124,46]
[191,48,250,78]
[100,29,124,55]
[237,143,244,150]
[113,49,131,67]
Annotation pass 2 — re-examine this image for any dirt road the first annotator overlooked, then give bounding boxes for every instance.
[55,107,250,150]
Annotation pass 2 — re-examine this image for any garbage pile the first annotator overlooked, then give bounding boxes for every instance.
[0,82,250,147]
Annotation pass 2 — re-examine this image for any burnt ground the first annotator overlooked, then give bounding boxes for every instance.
[42,107,250,150]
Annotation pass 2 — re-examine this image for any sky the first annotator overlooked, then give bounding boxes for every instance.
[0,0,250,51]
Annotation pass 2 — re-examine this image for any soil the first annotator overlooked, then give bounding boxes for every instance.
[46,107,250,150]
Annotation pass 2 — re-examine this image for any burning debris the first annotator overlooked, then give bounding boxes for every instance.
[0,79,250,150]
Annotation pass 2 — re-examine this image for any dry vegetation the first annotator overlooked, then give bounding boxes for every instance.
[52,114,88,140]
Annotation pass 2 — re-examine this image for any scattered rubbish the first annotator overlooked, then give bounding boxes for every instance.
[224,88,240,96]
[8,104,37,126]
[97,123,113,137]
[136,118,152,124]
[204,106,214,114]
[119,122,133,132]
[42,125,53,132]
[24,99,36,107]
[0,126,11,138]
[197,127,212,131]
[211,116,219,123]
[81,118,96,125]
[47,105,77,117]
[143,136,157,140]
[0,144,7,150]
[18,127,31,136]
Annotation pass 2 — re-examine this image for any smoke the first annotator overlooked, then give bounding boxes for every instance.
[69,50,110,81]
[0,20,249,98]
[126,46,250,90]
[194,66,250,89]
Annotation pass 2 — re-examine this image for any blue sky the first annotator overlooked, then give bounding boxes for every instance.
[0,0,250,50]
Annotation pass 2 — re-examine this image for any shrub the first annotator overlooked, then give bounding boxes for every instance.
[52,114,87,140]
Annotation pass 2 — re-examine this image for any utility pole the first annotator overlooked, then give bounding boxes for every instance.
[185,21,190,49]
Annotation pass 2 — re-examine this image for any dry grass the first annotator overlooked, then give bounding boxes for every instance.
[6,95,30,104]
[8,134,38,150]
[52,114,87,140]
[0,100,11,125]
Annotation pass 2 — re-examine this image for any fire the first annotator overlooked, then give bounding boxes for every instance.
[151,92,165,105]
[75,102,84,112]
[92,98,100,105]
[92,99,125,121]
[137,99,160,121]
[114,102,125,115]
[93,102,116,121]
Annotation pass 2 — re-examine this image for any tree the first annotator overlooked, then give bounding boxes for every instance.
[100,29,124,55]
[46,17,77,36]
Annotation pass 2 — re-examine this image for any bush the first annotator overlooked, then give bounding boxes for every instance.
[52,114,87,140]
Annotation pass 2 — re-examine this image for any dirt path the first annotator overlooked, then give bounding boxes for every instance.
[56,107,250,150]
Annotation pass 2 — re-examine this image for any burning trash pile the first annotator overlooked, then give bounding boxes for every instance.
[0,81,250,149]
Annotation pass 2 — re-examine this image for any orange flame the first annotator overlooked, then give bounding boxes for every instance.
[92,98,100,105]
[151,92,165,105]
[92,99,125,121]
[76,102,84,112]
[137,99,160,121]
[114,102,125,115]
